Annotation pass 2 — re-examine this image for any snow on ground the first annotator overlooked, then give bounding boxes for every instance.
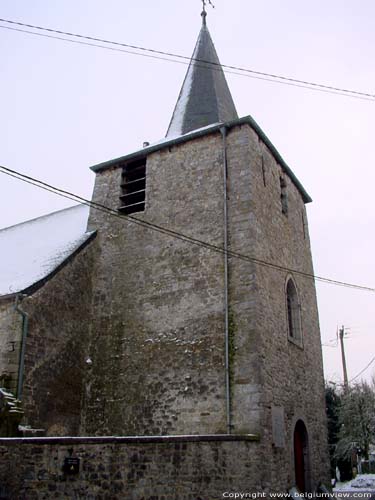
[334,474,375,491]
[0,204,92,296]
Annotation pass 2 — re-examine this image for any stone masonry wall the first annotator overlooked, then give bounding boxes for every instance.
[85,133,236,436]
[224,125,262,437]
[0,300,22,396]
[0,436,262,500]
[84,123,329,490]
[218,124,328,490]
[237,124,330,489]
[19,240,96,436]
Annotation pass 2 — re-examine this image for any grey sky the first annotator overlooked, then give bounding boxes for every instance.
[1,0,374,385]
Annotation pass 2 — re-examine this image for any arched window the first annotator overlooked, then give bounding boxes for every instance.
[286,278,302,343]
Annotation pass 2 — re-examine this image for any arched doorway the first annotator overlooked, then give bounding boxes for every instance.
[294,419,310,492]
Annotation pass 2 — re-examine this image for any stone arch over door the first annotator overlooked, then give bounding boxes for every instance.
[294,419,311,492]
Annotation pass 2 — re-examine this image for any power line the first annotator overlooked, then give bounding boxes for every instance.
[326,351,375,387]
[1,164,375,294]
[3,25,368,102]
[349,356,375,383]
[3,24,366,101]
[322,337,338,348]
[0,25,199,69]
[0,18,374,102]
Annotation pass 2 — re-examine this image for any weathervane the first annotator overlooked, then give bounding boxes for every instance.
[201,0,215,25]
[202,0,215,11]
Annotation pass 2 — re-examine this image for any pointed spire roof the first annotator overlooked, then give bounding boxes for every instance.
[166,12,238,137]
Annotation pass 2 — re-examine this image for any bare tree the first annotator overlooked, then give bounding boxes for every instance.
[335,381,375,461]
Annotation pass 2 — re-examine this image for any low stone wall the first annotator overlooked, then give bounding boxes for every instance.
[0,434,262,500]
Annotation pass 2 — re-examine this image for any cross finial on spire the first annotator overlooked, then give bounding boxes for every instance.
[166,0,237,138]
[201,0,214,26]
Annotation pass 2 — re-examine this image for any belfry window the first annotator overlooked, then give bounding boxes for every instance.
[119,159,146,215]
[280,175,288,215]
[286,278,302,344]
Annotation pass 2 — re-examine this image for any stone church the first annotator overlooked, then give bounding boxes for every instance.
[0,9,329,497]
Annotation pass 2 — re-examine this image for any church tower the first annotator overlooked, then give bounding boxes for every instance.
[85,9,329,492]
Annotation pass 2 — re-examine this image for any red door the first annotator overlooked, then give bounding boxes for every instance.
[294,421,306,492]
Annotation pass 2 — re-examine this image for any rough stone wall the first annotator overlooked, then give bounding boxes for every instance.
[236,124,330,489]
[0,300,22,396]
[0,436,262,500]
[222,124,329,490]
[19,241,96,436]
[85,134,231,436]
[224,126,262,437]
[85,123,329,489]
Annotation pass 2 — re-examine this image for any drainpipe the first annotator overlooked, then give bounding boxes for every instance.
[14,294,29,400]
[220,126,231,434]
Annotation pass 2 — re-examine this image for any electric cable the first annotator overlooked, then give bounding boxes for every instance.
[349,356,375,383]
[0,18,374,101]
[1,164,374,293]
[3,24,370,101]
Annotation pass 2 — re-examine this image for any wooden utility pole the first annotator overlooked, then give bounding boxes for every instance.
[339,326,349,392]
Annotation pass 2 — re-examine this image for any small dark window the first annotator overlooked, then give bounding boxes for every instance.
[119,159,146,215]
[301,211,306,239]
[280,175,288,215]
[261,156,266,187]
[286,278,302,343]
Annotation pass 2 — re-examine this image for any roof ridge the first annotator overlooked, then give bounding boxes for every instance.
[0,204,86,233]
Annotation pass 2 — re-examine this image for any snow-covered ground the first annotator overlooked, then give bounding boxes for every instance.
[334,474,375,491]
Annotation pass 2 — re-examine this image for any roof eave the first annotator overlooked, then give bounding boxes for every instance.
[90,116,312,204]
[90,122,224,173]
[243,116,313,204]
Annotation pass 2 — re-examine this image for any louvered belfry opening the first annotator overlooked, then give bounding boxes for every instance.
[119,159,146,215]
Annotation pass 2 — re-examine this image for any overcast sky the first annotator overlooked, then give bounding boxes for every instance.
[1,0,374,385]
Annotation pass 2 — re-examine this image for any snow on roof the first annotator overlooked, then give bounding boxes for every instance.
[0,204,94,297]
[149,122,222,147]
[166,34,196,138]
[91,121,223,173]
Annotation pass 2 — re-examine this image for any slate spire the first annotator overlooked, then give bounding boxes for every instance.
[166,10,238,137]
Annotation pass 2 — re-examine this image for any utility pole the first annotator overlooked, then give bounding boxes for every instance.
[339,326,349,392]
